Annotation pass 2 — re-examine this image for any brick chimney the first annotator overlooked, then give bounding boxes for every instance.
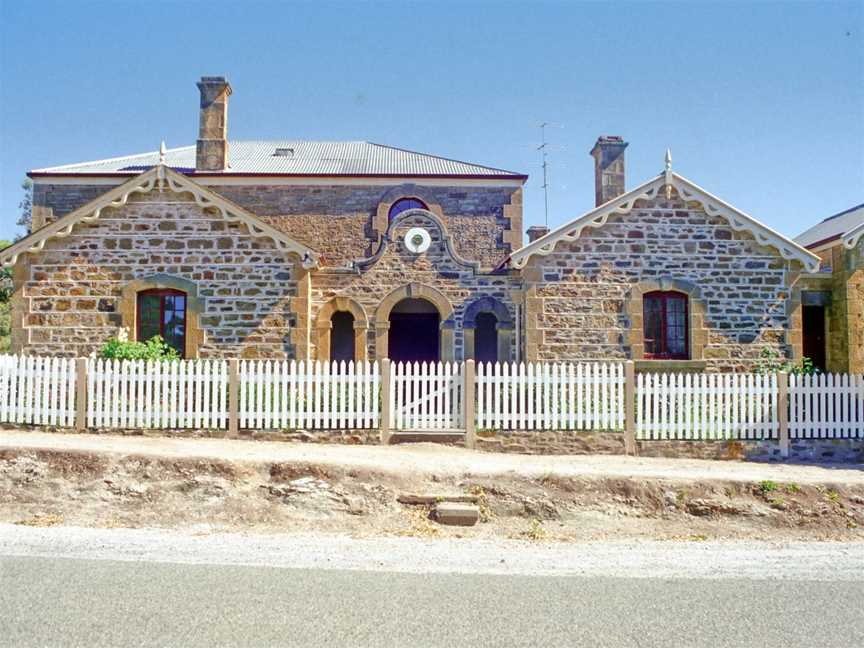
[196,76,232,171]
[590,136,628,207]
[526,225,550,243]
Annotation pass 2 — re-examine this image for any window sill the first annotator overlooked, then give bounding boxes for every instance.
[634,359,707,373]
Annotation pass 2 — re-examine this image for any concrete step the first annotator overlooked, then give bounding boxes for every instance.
[434,502,480,526]
[388,430,465,444]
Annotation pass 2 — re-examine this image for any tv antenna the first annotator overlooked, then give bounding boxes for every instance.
[537,122,563,227]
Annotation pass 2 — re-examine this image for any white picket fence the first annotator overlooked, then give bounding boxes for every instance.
[790,373,864,439]
[0,354,862,441]
[636,372,779,440]
[0,355,77,426]
[390,361,463,430]
[87,359,229,429]
[239,360,379,430]
[477,362,625,431]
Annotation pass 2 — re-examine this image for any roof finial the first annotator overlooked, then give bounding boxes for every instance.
[664,148,672,172]
[159,141,167,165]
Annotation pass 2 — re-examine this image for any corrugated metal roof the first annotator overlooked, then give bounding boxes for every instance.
[30,140,525,177]
[795,203,864,248]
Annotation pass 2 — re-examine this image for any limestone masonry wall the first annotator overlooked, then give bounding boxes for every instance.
[15,191,302,358]
[33,181,521,269]
[523,188,796,370]
[311,209,519,361]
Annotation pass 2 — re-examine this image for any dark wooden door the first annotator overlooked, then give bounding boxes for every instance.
[802,305,826,372]
[389,313,440,363]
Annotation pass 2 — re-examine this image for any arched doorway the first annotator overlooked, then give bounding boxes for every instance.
[388,298,440,363]
[463,296,513,364]
[330,311,355,362]
[473,312,498,364]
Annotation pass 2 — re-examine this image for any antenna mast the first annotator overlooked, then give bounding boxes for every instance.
[538,122,551,228]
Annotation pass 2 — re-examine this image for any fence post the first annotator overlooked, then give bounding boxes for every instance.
[379,358,391,445]
[624,360,636,455]
[464,360,476,449]
[228,358,240,437]
[75,358,88,432]
[778,370,789,459]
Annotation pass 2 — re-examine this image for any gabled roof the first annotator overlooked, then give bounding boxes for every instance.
[509,168,821,273]
[795,203,864,249]
[29,140,527,179]
[844,220,864,250]
[0,165,319,269]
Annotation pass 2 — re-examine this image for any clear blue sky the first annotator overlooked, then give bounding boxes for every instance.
[1,0,861,243]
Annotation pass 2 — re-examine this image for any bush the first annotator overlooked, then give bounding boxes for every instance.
[98,329,179,361]
[753,347,819,375]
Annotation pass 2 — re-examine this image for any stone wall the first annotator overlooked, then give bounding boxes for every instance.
[32,181,522,270]
[311,209,519,361]
[14,191,302,358]
[522,188,797,371]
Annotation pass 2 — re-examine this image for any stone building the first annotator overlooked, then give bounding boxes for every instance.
[794,205,864,373]
[0,76,823,371]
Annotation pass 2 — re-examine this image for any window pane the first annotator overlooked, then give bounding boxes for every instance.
[138,294,162,343]
[388,198,428,220]
[665,296,687,357]
[163,299,186,356]
[643,296,663,356]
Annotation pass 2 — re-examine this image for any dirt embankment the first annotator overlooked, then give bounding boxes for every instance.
[2,446,863,542]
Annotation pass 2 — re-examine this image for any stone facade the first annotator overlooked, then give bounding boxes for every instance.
[520,187,796,371]
[33,182,523,270]
[13,191,304,358]
[791,237,864,373]
[311,208,518,362]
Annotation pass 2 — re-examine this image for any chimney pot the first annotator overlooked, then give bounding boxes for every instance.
[196,76,232,172]
[526,225,550,243]
[590,136,628,207]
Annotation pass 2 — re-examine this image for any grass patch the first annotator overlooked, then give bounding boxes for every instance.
[524,518,547,542]
[759,480,779,494]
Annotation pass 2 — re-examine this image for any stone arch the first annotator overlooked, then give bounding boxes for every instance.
[373,185,444,246]
[119,274,205,359]
[315,296,369,362]
[463,296,514,363]
[374,283,455,361]
[624,277,708,362]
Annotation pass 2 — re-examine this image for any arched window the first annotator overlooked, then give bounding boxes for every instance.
[137,289,187,357]
[330,311,356,362]
[643,291,688,359]
[388,198,428,221]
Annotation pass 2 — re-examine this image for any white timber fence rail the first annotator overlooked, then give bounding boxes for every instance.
[635,372,780,442]
[0,355,77,427]
[0,355,862,457]
[476,361,626,433]
[238,360,380,431]
[86,358,229,430]
[389,361,464,432]
[789,373,864,439]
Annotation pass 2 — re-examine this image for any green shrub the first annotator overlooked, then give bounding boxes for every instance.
[98,334,179,361]
[753,347,819,375]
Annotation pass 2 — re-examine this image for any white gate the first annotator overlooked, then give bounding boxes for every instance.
[390,361,464,431]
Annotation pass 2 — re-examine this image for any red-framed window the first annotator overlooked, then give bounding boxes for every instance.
[137,289,187,357]
[643,291,689,360]
[388,198,428,221]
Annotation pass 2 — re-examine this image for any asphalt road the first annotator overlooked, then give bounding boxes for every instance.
[3,554,864,648]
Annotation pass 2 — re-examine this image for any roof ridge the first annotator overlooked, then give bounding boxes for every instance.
[365,141,523,175]
[30,144,195,173]
[821,202,864,223]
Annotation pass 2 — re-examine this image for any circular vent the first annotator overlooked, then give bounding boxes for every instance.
[404,227,432,254]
